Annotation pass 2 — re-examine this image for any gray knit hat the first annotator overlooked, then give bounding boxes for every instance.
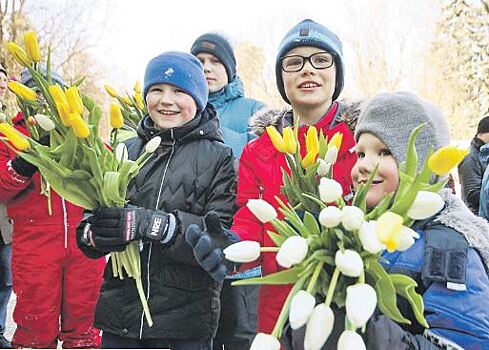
[355,92,450,168]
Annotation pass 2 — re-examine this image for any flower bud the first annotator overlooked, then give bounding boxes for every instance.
[359,221,384,254]
[0,123,30,151]
[276,236,308,268]
[337,330,366,350]
[33,114,55,131]
[266,126,287,153]
[5,42,32,66]
[246,199,277,223]
[341,206,364,231]
[145,136,161,153]
[133,80,142,94]
[65,86,84,115]
[282,126,297,154]
[346,283,377,328]
[104,84,119,98]
[289,290,316,330]
[70,113,90,138]
[134,93,145,110]
[376,211,403,252]
[335,249,363,277]
[250,333,281,350]
[109,103,123,129]
[396,226,419,251]
[8,81,37,101]
[223,241,261,263]
[318,206,342,228]
[304,304,335,350]
[407,191,444,220]
[324,145,338,164]
[428,145,468,176]
[116,143,128,162]
[318,178,343,203]
[316,158,331,177]
[24,31,41,63]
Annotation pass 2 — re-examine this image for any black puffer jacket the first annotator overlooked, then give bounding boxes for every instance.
[87,105,236,340]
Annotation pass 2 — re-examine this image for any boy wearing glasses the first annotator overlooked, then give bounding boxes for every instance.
[185,19,357,335]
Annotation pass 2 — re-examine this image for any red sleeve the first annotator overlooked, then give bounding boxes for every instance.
[0,138,31,203]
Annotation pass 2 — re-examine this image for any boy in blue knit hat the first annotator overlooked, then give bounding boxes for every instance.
[77,51,238,349]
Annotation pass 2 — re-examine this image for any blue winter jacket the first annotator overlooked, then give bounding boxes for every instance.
[382,190,489,350]
[479,144,489,220]
[209,76,264,159]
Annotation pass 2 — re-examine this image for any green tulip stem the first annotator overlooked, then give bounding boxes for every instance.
[324,266,340,307]
[260,247,280,253]
[359,270,365,284]
[306,261,324,294]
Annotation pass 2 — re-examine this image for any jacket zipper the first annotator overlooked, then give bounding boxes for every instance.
[259,184,264,199]
[62,198,68,249]
[139,129,176,339]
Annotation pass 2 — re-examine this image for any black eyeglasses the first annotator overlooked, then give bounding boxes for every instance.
[280,52,335,72]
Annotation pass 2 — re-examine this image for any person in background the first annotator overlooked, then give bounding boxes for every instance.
[76,51,237,349]
[458,116,489,214]
[0,62,13,349]
[185,18,358,336]
[0,67,105,348]
[191,32,265,350]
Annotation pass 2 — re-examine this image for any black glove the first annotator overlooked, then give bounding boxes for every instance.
[366,314,439,350]
[10,135,49,177]
[76,206,177,252]
[185,211,240,282]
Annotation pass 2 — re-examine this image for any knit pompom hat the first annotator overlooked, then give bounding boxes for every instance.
[143,51,208,112]
[355,92,450,168]
[275,19,344,104]
[191,33,236,83]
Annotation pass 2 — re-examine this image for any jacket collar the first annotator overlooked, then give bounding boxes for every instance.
[208,76,244,108]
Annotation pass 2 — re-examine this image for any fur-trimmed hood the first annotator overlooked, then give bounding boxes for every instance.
[436,189,489,269]
[249,99,363,136]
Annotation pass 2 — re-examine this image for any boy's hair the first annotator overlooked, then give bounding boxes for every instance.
[143,51,208,112]
[355,92,450,168]
[190,32,236,83]
[275,19,344,104]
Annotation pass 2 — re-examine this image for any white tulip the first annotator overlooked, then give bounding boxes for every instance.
[341,206,364,231]
[34,114,56,131]
[407,191,445,220]
[346,283,377,328]
[115,143,128,162]
[276,236,309,268]
[359,221,385,254]
[396,226,420,251]
[324,145,338,164]
[246,199,277,223]
[145,136,161,153]
[223,241,261,263]
[289,290,316,330]
[335,249,364,277]
[318,206,343,228]
[337,330,366,350]
[304,303,335,350]
[250,333,281,350]
[316,158,331,177]
[318,178,343,203]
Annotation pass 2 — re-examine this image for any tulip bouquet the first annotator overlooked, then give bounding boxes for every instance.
[104,82,146,132]
[1,32,159,326]
[225,124,467,350]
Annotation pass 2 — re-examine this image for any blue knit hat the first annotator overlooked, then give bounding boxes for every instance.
[191,33,236,83]
[20,66,65,88]
[276,19,344,104]
[143,51,208,111]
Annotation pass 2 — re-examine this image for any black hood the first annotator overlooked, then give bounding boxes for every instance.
[136,103,223,145]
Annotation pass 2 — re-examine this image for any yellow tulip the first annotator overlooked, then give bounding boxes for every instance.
[56,102,72,126]
[104,84,119,98]
[134,93,145,110]
[8,81,37,101]
[122,96,133,106]
[5,42,32,66]
[70,113,90,138]
[24,31,41,63]
[301,150,317,168]
[0,123,30,151]
[65,86,84,115]
[329,132,343,151]
[134,81,142,94]
[266,126,287,153]
[305,126,319,155]
[428,146,469,176]
[375,212,403,252]
[282,127,297,154]
[49,84,68,106]
[110,104,123,129]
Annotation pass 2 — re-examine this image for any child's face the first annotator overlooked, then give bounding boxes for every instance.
[146,83,197,129]
[281,46,336,112]
[351,133,400,208]
[196,52,228,93]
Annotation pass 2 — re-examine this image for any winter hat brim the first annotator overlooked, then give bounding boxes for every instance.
[191,33,236,83]
[275,19,344,104]
[143,51,209,112]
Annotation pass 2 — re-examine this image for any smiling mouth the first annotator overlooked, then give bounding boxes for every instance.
[298,82,320,89]
[158,110,178,116]
[359,179,383,185]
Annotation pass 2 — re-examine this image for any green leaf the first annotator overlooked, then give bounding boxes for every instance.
[404,124,425,178]
[390,274,429,328]
[266,230,286,247]
[303,211,320,236]
[232,267,303,286]
[59,129,78,168]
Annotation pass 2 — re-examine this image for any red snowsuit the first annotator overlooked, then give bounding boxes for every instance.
[231,102,357,334]
[0,113,105,348]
